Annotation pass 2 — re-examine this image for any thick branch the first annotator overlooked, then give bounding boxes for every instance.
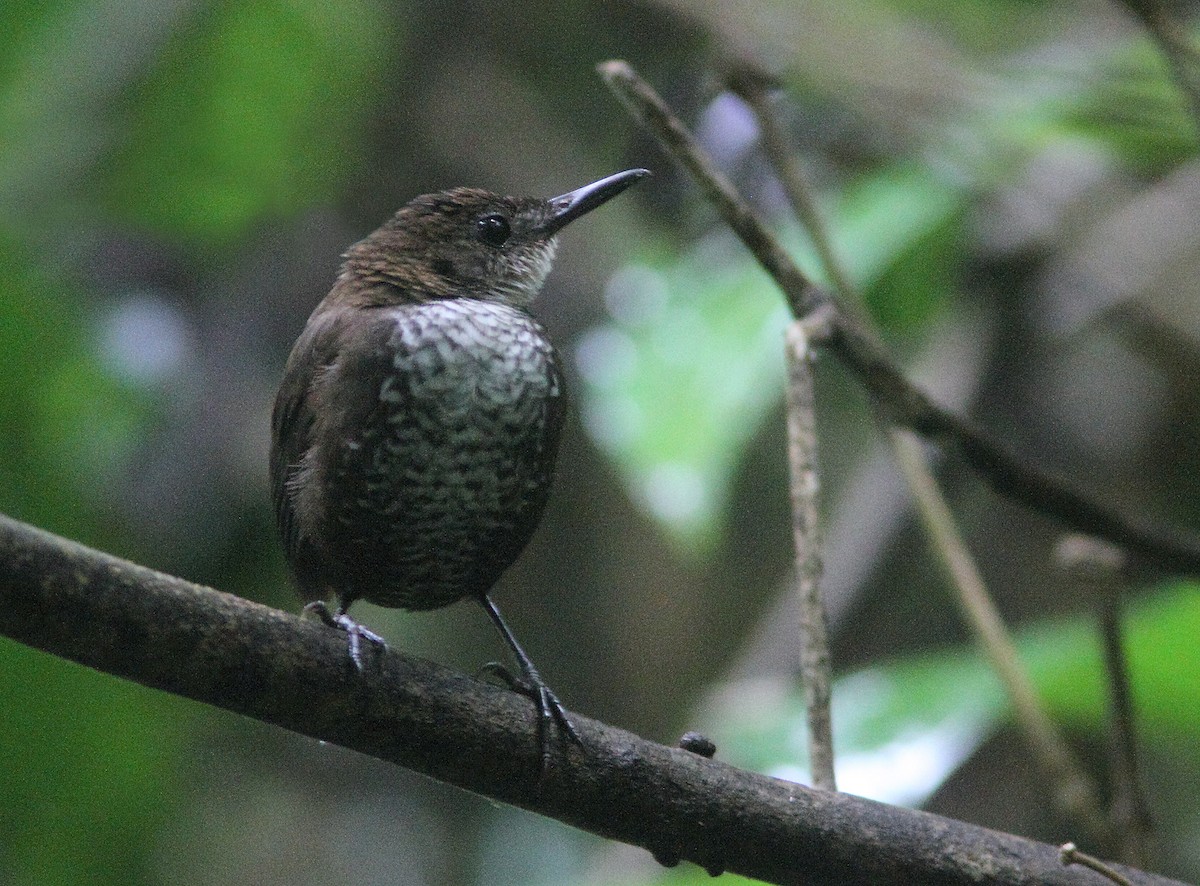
[0,511,1183,886]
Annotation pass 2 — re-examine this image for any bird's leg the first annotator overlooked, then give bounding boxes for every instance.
[478,595,581,775]
[304,598,387,671]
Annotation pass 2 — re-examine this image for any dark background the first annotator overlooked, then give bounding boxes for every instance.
[2,1,1199,884]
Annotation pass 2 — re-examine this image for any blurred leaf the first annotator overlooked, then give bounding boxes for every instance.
[808,167,966,334]
[710,657,1003,808]
[1063,41,1198,175]
[578,165,964,551]
[1026,580,1200,741]
[804,165,965,306]
[0,232,151,541]
[100,0,396,246]
[705,582,1200,807]
[576,234,791,553]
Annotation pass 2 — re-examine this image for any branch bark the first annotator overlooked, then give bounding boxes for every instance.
[0,511,1184,886]
[785,318,836,792]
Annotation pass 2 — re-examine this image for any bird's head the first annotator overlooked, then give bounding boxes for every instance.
[339,169,650,308]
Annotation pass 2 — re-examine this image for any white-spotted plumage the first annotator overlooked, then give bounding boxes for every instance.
[284,298,563,612]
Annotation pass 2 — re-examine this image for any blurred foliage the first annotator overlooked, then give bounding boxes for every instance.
[579,165,963,550]
[711,581,1200,792]
[631,579,1200,885]
[1067,39,1200,174]
[0,648,190,886]
[2,0,1200,884]
[101,0,395,248]
[0,234,148,543]
[577,236,792,552]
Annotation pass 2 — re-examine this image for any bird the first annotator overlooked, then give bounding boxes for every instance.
[270,168,650,772]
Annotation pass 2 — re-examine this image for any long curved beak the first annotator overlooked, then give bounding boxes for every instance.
[536,168,651,236]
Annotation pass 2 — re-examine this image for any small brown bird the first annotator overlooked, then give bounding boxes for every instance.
[271,169,649,770]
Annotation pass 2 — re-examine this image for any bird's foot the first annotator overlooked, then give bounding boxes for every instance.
[303,600,387,671]
[479,660,582,777]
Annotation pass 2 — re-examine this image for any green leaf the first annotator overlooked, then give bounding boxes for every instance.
[576,234,791,552]
[705,582,1200,806]
[1025,580,1200,740]
[1061,40,1198,175]
[578,165,965,551]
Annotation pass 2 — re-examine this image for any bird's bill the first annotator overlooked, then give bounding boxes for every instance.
[536,168,651,236]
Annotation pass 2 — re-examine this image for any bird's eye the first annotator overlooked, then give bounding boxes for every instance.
[475,213,511,247]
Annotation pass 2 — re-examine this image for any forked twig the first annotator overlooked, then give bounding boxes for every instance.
[600,59,1113,840]
[597,59,1200,577]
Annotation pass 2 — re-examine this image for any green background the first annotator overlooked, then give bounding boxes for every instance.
[2,1,1199,883]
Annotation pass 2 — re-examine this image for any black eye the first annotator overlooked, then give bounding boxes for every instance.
[475,213,511,247]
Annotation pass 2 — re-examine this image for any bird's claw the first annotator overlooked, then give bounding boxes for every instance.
[480,659,581,779]
[478,660,523,689]
[304,600,386,670]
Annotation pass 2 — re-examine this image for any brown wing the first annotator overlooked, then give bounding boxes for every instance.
[270,310,343,596]
[271,302,408,599]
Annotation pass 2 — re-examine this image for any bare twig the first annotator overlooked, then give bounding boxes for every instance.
[2,511,1186,886]
[893,433,1106,838]
[1061,842,1137,886]
[732,69,1107,837]
[602,59,1109,839]
[1059,536,1153,866]
[828,320,1200,575]
[597,59,1200,578]
[726,72,864,327]
[785,315,836,792]
[597,61,816,315]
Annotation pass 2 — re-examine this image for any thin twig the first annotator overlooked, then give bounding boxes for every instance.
[726,72,865,328]
[2,511,1186,886]
[1098,589,1152,865]
[597,61,816,314]
[785,316,836,792]
[732,70,1107,838]
[892,432,1107,838]
[829,319,1200,575]
[1061,842,1137,886]
[1059,536,1153,866]
[597,59,1200,578]
[601,58,1109,840]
